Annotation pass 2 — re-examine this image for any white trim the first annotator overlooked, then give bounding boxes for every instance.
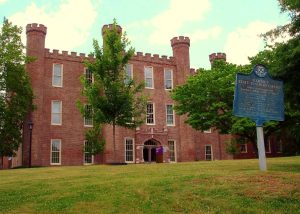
[166,104,175,126]
[84,67,94,84]
[204,128,212,133]
[52,63,63,87]
[50,139,61,165]
[126,64,133,78]
[144,66,154,89]
[84,104,93,127]
[146,102,155,125]
[164,68,173,90]
[124,137,135,163]
[51,100,62,125]
[205,144,213,161]
[168,140,177,162]
[83,140,94,165]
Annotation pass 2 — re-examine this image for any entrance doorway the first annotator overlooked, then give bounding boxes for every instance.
[143,140,159,162]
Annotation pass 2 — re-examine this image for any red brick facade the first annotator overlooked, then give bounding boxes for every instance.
[21,23,233,167]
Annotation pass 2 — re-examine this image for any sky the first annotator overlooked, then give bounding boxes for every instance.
[0,0,290,69]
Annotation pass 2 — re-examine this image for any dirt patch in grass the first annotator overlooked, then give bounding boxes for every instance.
[237,174,300,199]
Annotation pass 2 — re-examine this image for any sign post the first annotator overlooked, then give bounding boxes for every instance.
[233,65,284,171]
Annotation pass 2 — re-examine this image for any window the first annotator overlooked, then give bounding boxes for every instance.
[168,140,176,162]
[84,140,93,164]
[265,140,271,153]
[84,105,93,127]
[240,143,247,153]
[51,139,61,165]
[205,145,213,160]
[146,103,155,124]
[144,66,153,88]
[51,101,62,125]
[84,68,93,85]
[164,69,173,89]
[276,139,283,153]
[125,64,133,85]
[166,104,174,126]
[204,128,212,133]
[52,64,63,87]
[125,138,134,163]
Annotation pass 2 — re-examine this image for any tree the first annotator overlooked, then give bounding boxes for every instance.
[249,0,300,150]
[79,21,147,162]
[171,60,277,153]
[172,0,300,154]
[0,18,34,167]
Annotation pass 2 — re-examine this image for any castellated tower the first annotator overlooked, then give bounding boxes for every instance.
[24,23,47,166]
[209,52,226,66]
[171,36,190,85]
[102,24,122,35]
[170,36,195,162]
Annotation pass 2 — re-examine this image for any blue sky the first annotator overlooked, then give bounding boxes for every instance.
[0,0,289,69]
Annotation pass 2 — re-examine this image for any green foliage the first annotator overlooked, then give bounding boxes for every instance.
[0,18,33,157]
[250,0,300,148]
[225,139,239,155]
[172,60,258,142]
[79,20,147,157]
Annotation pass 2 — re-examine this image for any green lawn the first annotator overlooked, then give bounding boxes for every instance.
[0,157,300,214]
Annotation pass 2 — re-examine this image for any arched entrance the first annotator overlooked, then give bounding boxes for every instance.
[143,140,160,163]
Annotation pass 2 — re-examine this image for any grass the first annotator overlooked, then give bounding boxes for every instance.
[0,157,300,214]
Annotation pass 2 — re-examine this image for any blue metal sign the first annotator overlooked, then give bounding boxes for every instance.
[233,65,284,126]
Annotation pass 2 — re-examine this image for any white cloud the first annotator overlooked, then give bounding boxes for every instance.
[224,21,277,65]
[9,0,99,51]
[126,0,215,45]
[189,26,222,41]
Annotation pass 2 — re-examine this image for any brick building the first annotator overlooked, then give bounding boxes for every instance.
[17,22,234,167]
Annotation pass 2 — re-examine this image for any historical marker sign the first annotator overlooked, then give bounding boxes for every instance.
[233,64,284,171]
[233,64,284,125]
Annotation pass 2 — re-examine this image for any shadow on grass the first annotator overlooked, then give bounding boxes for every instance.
[271,164,300,173]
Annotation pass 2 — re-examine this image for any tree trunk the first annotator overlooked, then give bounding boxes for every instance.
[113,121,116,163]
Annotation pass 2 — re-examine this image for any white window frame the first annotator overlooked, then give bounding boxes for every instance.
[52,63,63,87]
[204,128,212,133]
[84,140,94,165]
[166,104,175,126]
[125,64,133,84]
[240,143,247,153]
[168,140,176,162]
[84,104,93,127]
[265,139,271,153]
[84,67,94,85]
[51,100,62,125]
[50,139,61,165]
[144,66,154,89]
[164,68,173,90]
[124,137,135,163]
[146,102,155,125]
[205,145,213,161]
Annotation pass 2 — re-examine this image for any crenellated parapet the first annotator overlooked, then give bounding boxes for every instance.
[44,49,94,62]
[26,23,47,35]
[131,52,175,65]
[171,36,190,47]
[209,52,226,64]
[102,24,122,35]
